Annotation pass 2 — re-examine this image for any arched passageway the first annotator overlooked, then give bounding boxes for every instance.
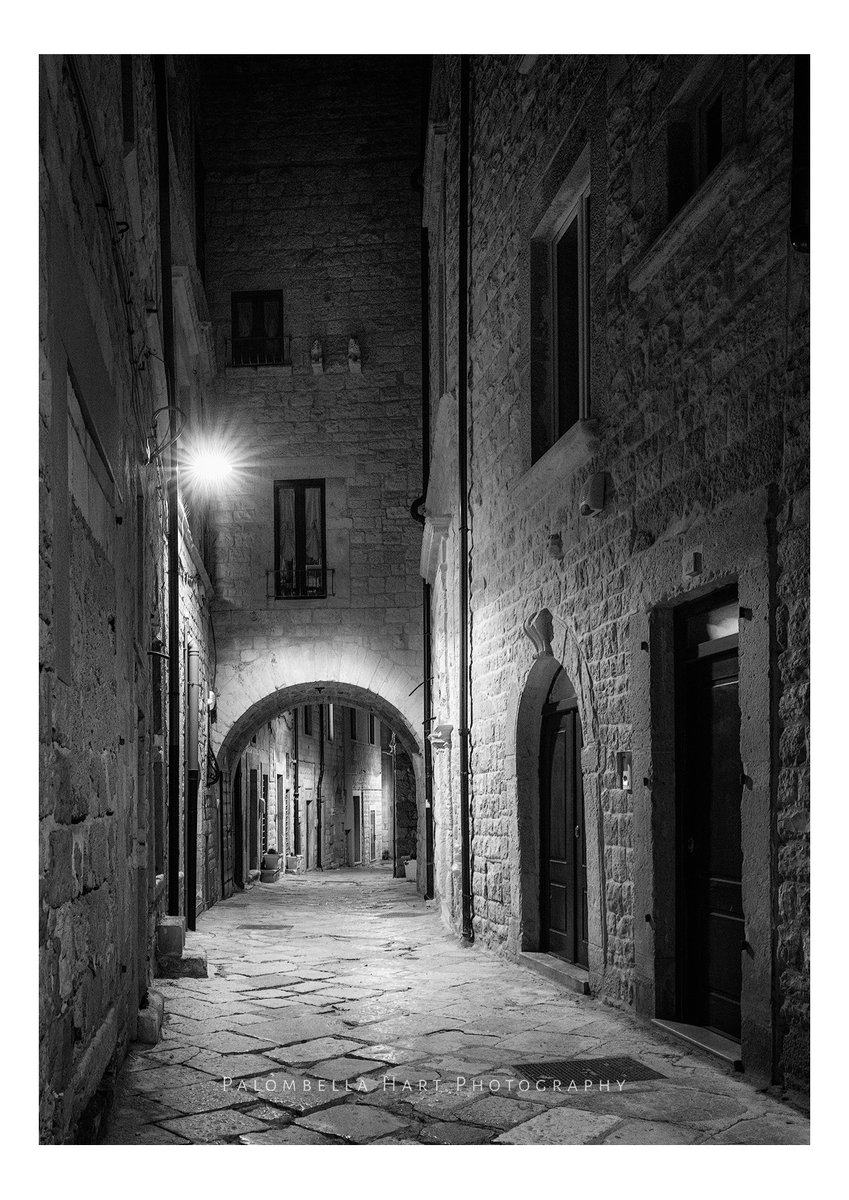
[214,682,423,899]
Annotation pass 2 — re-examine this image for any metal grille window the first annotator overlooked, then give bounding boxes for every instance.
[274,479,326,599]
[231,290,285,366]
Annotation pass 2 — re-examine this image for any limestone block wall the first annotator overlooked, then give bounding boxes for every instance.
[199,56,425,766]
[39,55,163,1142]
[39,54,218,1140]
[425,54,808,1087]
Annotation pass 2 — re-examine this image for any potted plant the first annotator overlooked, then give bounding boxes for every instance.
[261,847,279,871]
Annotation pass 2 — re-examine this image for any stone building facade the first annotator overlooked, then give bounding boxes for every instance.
[195,56,428,891]
[39,54,218,1141]
[421,54,809,1091]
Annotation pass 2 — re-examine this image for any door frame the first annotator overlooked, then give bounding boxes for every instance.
[630,510,776,1083]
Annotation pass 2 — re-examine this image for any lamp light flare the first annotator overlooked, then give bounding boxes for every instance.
[184,444,235,486]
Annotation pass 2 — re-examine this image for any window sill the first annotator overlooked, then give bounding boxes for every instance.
[509,419,599,509]
[628,143,748,294]
[226,363,293,376]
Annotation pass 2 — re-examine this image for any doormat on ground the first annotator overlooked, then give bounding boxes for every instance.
[514,1056,666,1086]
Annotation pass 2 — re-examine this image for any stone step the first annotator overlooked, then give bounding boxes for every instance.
[518,951,591,995]
[155,945,208,979]
[136,990,165,1045]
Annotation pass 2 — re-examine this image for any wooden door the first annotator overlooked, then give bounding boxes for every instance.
[249,768,259,870]
[680,649,743,1038]
[353,795,362,864]
[233,761,244,888]
[540,702,588,967]
[677,592,743,1040]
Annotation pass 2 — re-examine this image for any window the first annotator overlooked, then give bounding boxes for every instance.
[349,707,358,741]
[530,150,592,463]
[327,703,335,743]
[302,706,312,737]
[274,479,326,599]
[667,76,724,220]
[550,183,591,439]
[231,290,285,366]
[368,712,376,745]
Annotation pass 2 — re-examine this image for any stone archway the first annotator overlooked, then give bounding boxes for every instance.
[213,677,424,900]
[505,608,606,985]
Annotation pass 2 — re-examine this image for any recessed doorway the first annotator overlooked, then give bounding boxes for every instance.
[675,589,743,1041]
[539,669,588,968]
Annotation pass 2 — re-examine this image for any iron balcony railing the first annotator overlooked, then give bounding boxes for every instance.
[266,566,335,601]
[228,334,292,367]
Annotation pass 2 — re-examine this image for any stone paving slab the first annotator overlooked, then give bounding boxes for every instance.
[159,1109,269,1143]
[495,1108,621,1144]
[104,867,810,1146]
[298,1103,410,1142]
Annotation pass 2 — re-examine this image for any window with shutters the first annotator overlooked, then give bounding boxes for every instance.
[231,290,285,366]
[273,479,326,599]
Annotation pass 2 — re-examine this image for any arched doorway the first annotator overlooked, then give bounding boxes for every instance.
[539,668,588,967]
[509,618,604,984]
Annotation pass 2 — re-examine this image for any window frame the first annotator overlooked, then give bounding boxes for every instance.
[230,289,285,367]
[548,181,591,441]
[302,705,312,737]
[666,62,726,224]
[349,707,358,741]
[368,712,376,745]
[273,478,327,600]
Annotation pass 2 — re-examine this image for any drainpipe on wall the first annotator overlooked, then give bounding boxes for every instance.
[458,54,474,942]
[293,711,300,858]
[316,704,325,869]
[186,644,200,931]
[155,55,182,919]
[412,226,435,898]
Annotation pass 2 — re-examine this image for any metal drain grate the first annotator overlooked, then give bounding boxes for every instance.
[237,923,293,930]
[514,1056,665,1086]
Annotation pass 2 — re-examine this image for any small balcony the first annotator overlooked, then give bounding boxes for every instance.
[266,566,335,601]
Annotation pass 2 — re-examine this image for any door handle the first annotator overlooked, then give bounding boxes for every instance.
[575,825,581,840]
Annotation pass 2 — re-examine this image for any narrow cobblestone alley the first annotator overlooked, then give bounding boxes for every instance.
[104,871,809,1146]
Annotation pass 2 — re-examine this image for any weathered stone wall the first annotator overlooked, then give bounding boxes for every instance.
[425,54,808,1087]
[200,56,426,780]
[39,55,217,1140]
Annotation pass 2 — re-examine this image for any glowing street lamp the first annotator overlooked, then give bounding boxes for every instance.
[184,444,234,487]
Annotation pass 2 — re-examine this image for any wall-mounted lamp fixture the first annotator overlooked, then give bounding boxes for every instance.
[146,405,186,464]
[616,751,632,792]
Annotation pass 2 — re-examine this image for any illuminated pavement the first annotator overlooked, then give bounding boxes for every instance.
[104,868,809,1145]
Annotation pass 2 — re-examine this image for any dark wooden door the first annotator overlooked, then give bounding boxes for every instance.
[353,795,362,864]
[249,769,259,870]
[540,702,588,967]
[233,761,244,888]
[680,647,743,1039]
